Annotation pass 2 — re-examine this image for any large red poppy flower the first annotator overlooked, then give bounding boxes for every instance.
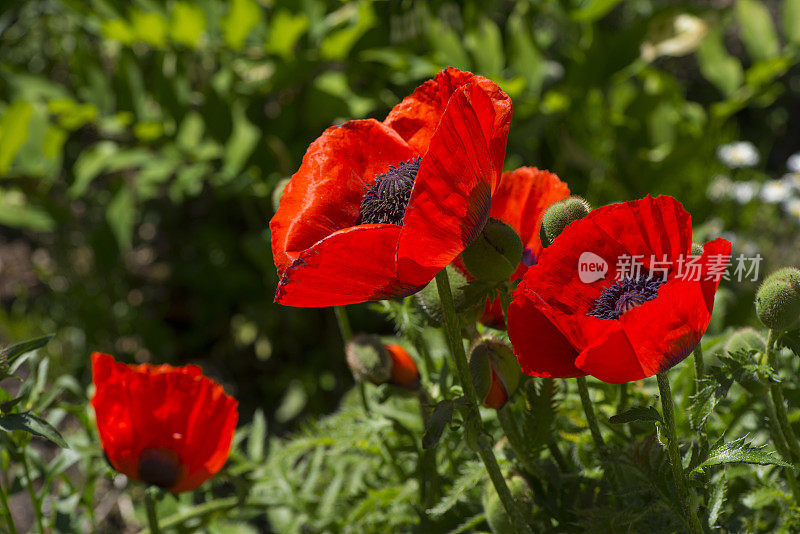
[507,195,731,383]
[453,167,569,328]
[90,352,238,493]
[270,68,512,307]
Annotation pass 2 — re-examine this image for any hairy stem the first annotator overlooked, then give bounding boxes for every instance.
[576,376,608,456]
[0,469,17,534]
[761,390,800,502]
[335,306,371,415]
[656,372,703,534]
[435,270,533,534]
[144,489,161,534]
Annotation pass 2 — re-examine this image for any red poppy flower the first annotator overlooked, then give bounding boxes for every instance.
[270,68,512,307]
[507,195,731,383]
[456,167,570,328]
[90,352,238,493]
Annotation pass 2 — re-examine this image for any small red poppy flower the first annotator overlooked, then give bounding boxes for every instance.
[90,352,238,493]
[270,68,512,307]
[457,167,570,328]
[508,195,732,383]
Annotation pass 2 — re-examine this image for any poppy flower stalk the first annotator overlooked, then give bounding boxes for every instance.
[434,270,533,534]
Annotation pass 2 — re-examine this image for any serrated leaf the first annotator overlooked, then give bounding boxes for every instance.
[427,460,485,517]
[689,374,733,430]
[2,334,53,365]
[693,437,792,472]
[0,412,68,448]
[707,471,726,527]
[422,400,454,449]
[610,405,663,425]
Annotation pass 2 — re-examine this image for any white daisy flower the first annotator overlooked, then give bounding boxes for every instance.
[784,197,800,219]
[787,153,800,173]
[706,174,732,201]
[717,141,759,168]
[732,181,757,204]
[760,180,791,203]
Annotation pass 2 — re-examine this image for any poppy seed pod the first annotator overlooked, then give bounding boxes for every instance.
[346,335,393,385]
[468,337,521,409]
[539,196,591,248]
[755,267,800,332]
[482,475,533,533]
[461,218,523,283]
[415,265,477,326]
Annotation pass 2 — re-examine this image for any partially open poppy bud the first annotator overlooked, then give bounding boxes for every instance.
[755,267,800,331]
[415,265,478,326]
[461,218,523,282]
[482,474,533,533]
[346,335,392,385]
[539,196,591,248]
[385,344,420,390]
[468,337,521,409]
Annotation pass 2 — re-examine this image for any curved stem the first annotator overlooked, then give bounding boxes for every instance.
[761,390,800,502]
[144,490,161,534]
[498,406,537,476]
[21,445,44,534]
[335,306,371,414]
[0,470,17,534]
[692,343,705,387]
[656,372,703,534]
[435,270,533,534]
[766,330,800,461]
[576,376,607,456]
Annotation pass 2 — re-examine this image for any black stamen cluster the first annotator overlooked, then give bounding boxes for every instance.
[588,274,664,320]
[359,157,421,226]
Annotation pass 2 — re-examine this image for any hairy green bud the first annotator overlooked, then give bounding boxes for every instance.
[755,267,800,331]
[345,334,392,385]
[482,475,533,534]
[691,242,704,256]
[467,337,521,409]
[461,218,523,282]
[414,265,478,326]
[540,196,591,248]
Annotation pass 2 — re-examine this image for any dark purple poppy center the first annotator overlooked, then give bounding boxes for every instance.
[138,447,183,489]
[588,274,664,320]
[358,157,421,226]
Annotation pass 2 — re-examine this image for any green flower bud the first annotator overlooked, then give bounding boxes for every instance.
[540,196,591,248]
[468,337,521,409]
[461,218,523,282]
[414,265,479,326]
[482,475,533,534]
[346,334,392,385]
[691,242,704,256]
[725,327,768,395]
[755,267,800,331]
[272,178,291,213]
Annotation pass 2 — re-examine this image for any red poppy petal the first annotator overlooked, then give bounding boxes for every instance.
[275,225,426,307]
[270,119,415,273]
[574,238,731,383]
[491,167,570,254]
[508,283,584,378]
[384,68,511,169]
[397,86,500,285]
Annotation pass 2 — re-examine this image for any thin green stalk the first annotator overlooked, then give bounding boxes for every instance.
[498,406,537,476]
[692,343,705,387]
[435,270,533,534]
[618,383,629,412]
[497,286,512,323]
[0,470,17,534]
[656,372,703,534]
[547,439,570,472]
[761,390,800,503]
[575,376,607,456]
[766,330,800,461]
[21,446,44,534]
[410,329,436,382]
[144,489,161,534]
[417,390,439,509]
[335,306,371,415]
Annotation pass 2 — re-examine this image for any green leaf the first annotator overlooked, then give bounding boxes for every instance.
[465,17,504,78]
[320,2,376,61]
[736,0,780,61]
[247,409,267,462]
[0,412,68,448]
[507,11,546,95]
[689,374,733,430]
[784,0,800,44]
[171,1,206,48]
[707,471,726,527]
[132,11,168,48]
[422,400,454,449]
[609,405,663,425]
[107,187,136,250]
[427,460,485,517]
[222,0,261,50]
[221,102,259,179]
[2,334,53,365]
[693,437,792,472]
[0,100,34,175]
[572,0,625,23]
[0,190,55,232]
[265,10,309,59]
[696,28,743,97]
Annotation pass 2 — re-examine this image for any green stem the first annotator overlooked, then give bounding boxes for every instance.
[410,329,436,382]
[0,470,17,534]
[618,383,629,412]
[417,390,439,510]
[575,376,608,456]
[138,497,278,534]
[766,330,800,461]
[692,343,705,386]
[144,489,161,534]
[334,306,353,343]
[497,286,512,323]
[498,406,537,475]
[434,270,533,534]
[547,439,570,472]
[761,390,800,503]
[21,445,44,534]
[656,372,703,534]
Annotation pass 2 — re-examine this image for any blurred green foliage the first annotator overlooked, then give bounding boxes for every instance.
[1,0,800,429]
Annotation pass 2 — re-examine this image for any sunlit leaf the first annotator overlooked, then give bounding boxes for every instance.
[0,412,68,448]
[222,0,261,50]
[736,0,780,61]
[0,100,34,175]
[171,1,206,48]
